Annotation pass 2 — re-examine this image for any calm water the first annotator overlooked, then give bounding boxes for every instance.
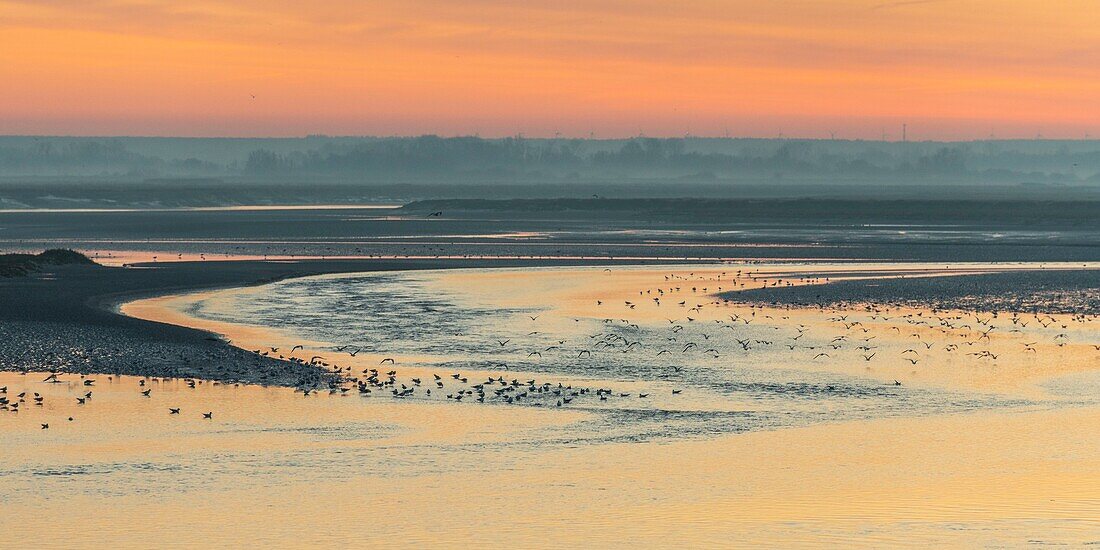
[4,205,1100,265]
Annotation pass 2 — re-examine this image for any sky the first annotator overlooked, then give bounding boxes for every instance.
[1,0,1098,139]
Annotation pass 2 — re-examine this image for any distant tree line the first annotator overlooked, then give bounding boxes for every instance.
[241,137,1033,180]
[1,135,1097,183]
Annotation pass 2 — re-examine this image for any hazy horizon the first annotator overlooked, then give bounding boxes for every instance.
[3,134,1098,191]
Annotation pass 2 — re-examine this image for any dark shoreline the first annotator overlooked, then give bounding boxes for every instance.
[720,268,1100,315]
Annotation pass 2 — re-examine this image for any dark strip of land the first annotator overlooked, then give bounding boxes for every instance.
[721,269,1100,315]
[399,198,1100,226]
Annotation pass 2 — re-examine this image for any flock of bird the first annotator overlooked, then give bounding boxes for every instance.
[1,374,222,428]
[216,269,1100,409]
[6,268,1098,431]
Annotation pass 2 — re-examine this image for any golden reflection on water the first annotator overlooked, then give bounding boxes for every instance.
[3,368,1098,547]
[426,263,1100,397]
[6,262,1100,547]
[125,262,1100,398]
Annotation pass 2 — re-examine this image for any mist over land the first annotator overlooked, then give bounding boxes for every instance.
[2,135,1100,208]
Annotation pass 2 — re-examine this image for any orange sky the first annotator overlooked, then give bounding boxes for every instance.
[1,0,1098,139]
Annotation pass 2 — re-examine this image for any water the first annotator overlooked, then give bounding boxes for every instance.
[4,263,1100,546]
[5,205,1100,265]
